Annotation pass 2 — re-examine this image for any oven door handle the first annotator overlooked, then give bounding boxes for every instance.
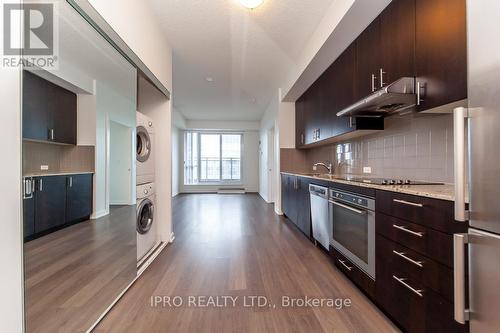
[329,200,366,215]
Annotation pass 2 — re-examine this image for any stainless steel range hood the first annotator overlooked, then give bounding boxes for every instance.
[336,77,416,117]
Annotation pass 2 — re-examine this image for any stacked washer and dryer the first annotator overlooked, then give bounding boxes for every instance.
[136,112,159,263]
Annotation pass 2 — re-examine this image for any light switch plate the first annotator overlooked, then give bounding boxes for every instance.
[363,167,372,174]
[40,165,49,170]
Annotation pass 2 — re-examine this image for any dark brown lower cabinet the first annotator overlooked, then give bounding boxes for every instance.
[376,234,468,333]
[330,246,375,299]
[34,176,67,233]
[66,174,93,223]
[281,174,316,238]
[24,174,93,242]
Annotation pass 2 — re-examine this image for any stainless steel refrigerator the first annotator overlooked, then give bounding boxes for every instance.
[453,1,500,332]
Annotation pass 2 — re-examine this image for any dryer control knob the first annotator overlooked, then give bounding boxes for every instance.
[148,121,153,127]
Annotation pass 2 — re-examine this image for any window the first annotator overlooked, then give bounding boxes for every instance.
[184,132,242,184]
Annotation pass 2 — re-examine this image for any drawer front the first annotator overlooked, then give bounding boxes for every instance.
[376,190,465,234]
[377,234,454,302]
[329,246,375,299]
[376,253,468,333]
[376,212,453,267]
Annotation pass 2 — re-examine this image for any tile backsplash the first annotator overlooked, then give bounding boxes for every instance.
[281,113,455,183]
[23,141,95,175]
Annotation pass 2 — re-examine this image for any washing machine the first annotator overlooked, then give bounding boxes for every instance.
[136,112,155,185]
[136,182,158,261]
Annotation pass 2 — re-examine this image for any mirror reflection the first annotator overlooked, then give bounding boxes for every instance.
[22,2,137,332]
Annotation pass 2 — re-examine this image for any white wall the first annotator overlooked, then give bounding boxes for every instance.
[109,121,133,204]
[172,108,186,197]
[171,126,180,197]
[88,0,173,92]
[0,0,23,328]
[94,79,137,218]
[186,120,260,131]
[259,94,279,203]
[258,90,296,214]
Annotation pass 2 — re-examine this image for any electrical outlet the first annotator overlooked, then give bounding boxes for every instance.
[363,167,372,174]
[40,165,49,171]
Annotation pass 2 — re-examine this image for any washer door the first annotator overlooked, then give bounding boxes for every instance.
[137,198,154,234]
[136,126,151,162]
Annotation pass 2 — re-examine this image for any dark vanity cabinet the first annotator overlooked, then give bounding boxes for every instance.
[23,71,77,145]
[66,174,93,223]
[281,174,313,238]
[24,174,93,241]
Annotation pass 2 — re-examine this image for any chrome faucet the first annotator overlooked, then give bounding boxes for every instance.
[313,162,333,175]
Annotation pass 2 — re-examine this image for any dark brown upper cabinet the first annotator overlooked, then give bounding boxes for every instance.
[355,18,381,100]
[23,70,77,145]
[296,43,383,148]
[294,0,467,148]
[379,0,416,84]
[326,44,356,137]
[415,0,467,111]
[23,71,50,142]
[295,99,305,148]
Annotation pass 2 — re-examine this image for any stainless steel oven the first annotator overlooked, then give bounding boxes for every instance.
[329,189,375,279]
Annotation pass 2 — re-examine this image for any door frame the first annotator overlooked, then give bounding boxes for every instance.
[106,117,135,211]
[267,127,275,203]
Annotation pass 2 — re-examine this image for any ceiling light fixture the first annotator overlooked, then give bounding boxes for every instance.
[239,0,264,10]
[206,77,214,82]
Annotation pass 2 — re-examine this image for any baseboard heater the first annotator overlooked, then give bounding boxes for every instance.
[217,188,246,194]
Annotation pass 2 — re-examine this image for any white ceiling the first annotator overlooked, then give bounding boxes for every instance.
[148,0,336,121]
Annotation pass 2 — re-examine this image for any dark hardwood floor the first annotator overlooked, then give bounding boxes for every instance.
[24,205,137,333]
[95,194,398,333]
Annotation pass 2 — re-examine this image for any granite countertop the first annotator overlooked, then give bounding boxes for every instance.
[24,171,94,177]
[281,171,463,202]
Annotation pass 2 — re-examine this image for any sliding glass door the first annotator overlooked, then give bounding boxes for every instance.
[185,132,242,185]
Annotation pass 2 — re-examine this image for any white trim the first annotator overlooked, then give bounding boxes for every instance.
[91,209,108,220]
[109,201,131,205]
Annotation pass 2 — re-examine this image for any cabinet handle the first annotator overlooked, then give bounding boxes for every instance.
[392,275,424,297]
[379,68,386,88]
[371,74,377,92]
[454,233,470,323]
[416,81,424,106]
[301,133,304,145]
[393,199,423,208]
[338,259,353,271]
[393,224,424,238]
[49,128,55,141]
[329,200,366,215]
[39,178,43,192]
[392,250,424,268]
[69,176,73,188]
